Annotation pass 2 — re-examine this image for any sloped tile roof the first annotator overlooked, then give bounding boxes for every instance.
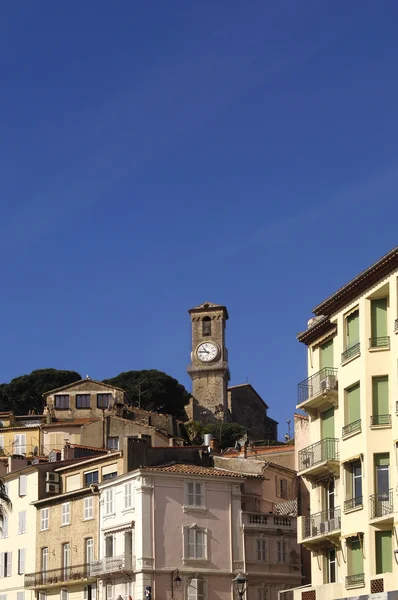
[143,462,261,478]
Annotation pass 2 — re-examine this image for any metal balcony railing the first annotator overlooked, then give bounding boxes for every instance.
[346,573,365,588]
[370,490,393,519]
[297,368,338,405]
[25,564,91,588]
[89,554,134,577]
[395,319,398,332]
[344,496,363,512]
[302,508,341,539]
[369,336,390,349]
[298,438,339,472]
[341,343,360,364]
[370,414,391,426]
[342,419,361,438]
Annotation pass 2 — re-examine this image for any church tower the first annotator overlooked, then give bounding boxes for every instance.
[187,302,230,422]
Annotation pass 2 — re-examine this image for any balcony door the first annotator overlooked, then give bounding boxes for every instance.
[320,339,334,370]
[124,531,133,569]
[321,408,335,440]
[375,454,390,508]
[63,543,70,579]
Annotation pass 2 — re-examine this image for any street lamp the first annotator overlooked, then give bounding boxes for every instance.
[233,573,248,599]
[171,568,182,597]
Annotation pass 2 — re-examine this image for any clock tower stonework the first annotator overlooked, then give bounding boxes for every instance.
[187,302,230,422]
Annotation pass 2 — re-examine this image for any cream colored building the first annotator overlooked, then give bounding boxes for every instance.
[292,247,398,600]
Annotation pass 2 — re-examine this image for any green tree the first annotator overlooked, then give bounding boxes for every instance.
[0,477,11,528]
[103,369,190,418]
[0,369,81,414]
[183,421,246,450]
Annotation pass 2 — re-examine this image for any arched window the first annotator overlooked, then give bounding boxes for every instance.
[202,316,211,337]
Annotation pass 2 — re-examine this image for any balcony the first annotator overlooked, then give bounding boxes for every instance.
[89,554,135,577]
[298,438,339,480]
[370,490,394,521]
[369,336,390,350]
[395,319,398,333]
[370,414,391,428]
[297,368,338,413]
[25,564,93,589]
[300,508,341,544]
[344,496,363,512]
[342,419,361,438]
[341,343,360,364]
[346,573,365,589]
[242,512,295,531]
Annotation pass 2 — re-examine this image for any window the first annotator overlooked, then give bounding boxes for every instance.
[257,589,269,600]
[84,497,93,520]
[76,394,91,409]
[107,437,119,450]
[85,538,94,564]
[106,584,114,600]
[326,547,337,583]
[103,472,117,481]
[62,544,70,577]
[84,586,96,600]
[18,548,26,574]
[347,535,363,577]
[370,298,388,346]
[188,578,205,600]
[184,526,207,560]
[17,593,24,600]
[84,471,99,487]
[277,478,288,499]
[1,515,8,538]
[18,475,27,496]
[202,316,211,337]
[105,536,114,558]
[15,435,26,455]
[97,394,111,409]
[0,552,12,577]
[374,453,390,507]
[61,589,68,600]
[124,483,132,509]
[346,309,359,349]
[344,383,361,431]
[104,489,114,515]
[186,482,203,507]
[55,395,70,409]
[277,539,287,563]
[39,593,46,600]
[0,436,4,449]
[41,508,49,530]
[41,548,48,574]
[346,461,362,508]
[123,583,132,600]
[376,530,392,574]
[256,538,267,561]
[372,376,389,424]
[18,511,26,534]
[0,594,6,600]
[61,503,71,526]
[320,338,334,369]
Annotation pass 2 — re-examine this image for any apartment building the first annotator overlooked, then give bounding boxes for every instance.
[25,452,123,600]
[294,246,398,600]
[0,412,44,471]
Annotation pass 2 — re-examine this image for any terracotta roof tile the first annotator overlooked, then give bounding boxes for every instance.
[143,463,260,478]
[43,418,100,428]
[68,443,109,452]
[222,445,293,457]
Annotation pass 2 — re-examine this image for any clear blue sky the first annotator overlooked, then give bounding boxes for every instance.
[2,2,398,439]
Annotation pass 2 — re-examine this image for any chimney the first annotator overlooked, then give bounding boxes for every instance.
[209,438,220,455]
[241,441,248,459]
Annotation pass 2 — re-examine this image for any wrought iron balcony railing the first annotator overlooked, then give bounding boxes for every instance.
[297,368,338,405]
[341,342,360,364]
[369,336,390,349]
[302,507,341,539]
[298,438,339,472]
[346,573,365,588]
[344,496,363,512]
[89,554,135,577]
[25,564,91,588]
[342,419,361,438]
[370,490,393,519]
[370,414,391,427]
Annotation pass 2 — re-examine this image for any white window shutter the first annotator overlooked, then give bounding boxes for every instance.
[7,552,11,576]
[92,585,97,600]
[0,552,4,577]
[183,528,189,558]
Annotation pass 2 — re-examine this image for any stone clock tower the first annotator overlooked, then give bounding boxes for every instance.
[187,302,230,422]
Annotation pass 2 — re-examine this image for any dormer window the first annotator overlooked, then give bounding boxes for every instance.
[76,394,91,409]
[55,395,69,409]
[202,317,211,337]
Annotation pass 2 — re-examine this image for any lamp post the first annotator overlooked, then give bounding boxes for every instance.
[171,568,182,598]
[233,573,248,599]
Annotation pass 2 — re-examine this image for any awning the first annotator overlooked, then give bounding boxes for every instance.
[341,532,363,539]
[341,454,362,464]
[344,305,359,319]
[103,522,134,534]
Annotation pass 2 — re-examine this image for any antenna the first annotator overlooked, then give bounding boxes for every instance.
[286,419,291,442]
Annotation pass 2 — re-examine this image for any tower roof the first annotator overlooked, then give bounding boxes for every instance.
[188,302,229,319]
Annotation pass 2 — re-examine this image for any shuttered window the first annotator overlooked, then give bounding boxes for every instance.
[348,536,363,575]
[346,383,360,424]
[346,310,359,348]
[372,376,389,417]
[320,339,334,369]
[371,298,387,339]
[376,530,392,574]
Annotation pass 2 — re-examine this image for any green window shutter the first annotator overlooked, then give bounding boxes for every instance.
[321,408,335,439]
[374,453,390,467]
[347,311,359,347]
[376,530,392,574]
[371,298,387,339]
[372,376,389,417]
[349,538,363,575]
[320,339,334,369]
[347,384,360,423]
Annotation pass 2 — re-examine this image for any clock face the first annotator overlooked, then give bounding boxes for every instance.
[196,342,219,362]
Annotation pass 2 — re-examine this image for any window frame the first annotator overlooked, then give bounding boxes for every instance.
[61,502,71,526]
[54,395,70,410]
[97,394,112,409]
[185,481,205,509]
[18,548,26,575]
[18,475,27,496]
[84,470,99,487]
[41,508,50,531]
[18,511,27,535]
[277,539,288,563]
[76,394,91,409]
[124,483,132,509]
[187,576,206,600]
[84,496,93,520]
[107,437,119,451]
[183,525,208,561]
[85,538,94,564]
[104,489,114,515]
[256,538,268,562]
